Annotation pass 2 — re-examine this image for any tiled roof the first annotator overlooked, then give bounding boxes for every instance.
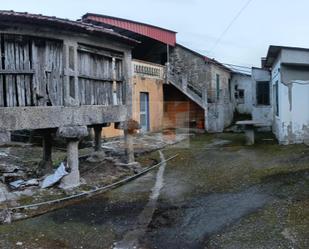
[0,10,139,44]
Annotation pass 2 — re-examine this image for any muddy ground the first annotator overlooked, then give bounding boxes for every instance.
[0,132,308,249]
[0,131,187,215]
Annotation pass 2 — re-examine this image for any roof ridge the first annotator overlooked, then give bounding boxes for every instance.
[0,10,139,44]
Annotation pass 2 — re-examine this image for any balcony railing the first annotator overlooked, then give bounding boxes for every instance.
[133,59,165,80]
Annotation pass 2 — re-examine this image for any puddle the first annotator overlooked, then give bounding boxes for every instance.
[147,186,273,249]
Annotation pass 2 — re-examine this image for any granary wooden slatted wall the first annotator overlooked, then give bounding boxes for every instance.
[0,34,64,107]
[0,34,125,108]
[77,44,124,106]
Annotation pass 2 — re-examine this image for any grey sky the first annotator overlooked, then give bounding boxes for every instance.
[2,0,309,67]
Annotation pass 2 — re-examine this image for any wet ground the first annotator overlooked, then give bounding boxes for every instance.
[0,132,308,249]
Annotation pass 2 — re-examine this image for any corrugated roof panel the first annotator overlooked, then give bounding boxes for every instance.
[83,14,176,46]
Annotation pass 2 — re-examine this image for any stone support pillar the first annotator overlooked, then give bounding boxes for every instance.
[57,126,88,189]
[39,130,54,174]
[244,126,255,145]
[93,125,103,152]
[124,130,135,164]
[42,132,52,163]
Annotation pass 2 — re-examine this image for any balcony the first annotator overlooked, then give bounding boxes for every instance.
[132,59,165,80]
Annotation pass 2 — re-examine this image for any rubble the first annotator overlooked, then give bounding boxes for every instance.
[0,182,8,203]
[86,151,106,163]
[41,163,68,189]
[0,209,11,224]
[9,179,39,190]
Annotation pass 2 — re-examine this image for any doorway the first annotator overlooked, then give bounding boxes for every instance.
[140,92,150,132]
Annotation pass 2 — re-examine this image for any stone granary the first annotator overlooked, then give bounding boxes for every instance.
[0,11,138,189]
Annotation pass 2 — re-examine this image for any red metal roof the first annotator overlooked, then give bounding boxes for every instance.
[82,13,177,46]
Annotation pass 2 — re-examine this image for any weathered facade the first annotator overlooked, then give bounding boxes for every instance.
[231,73,253,115]
[103,59,165,137]
[251,67,272,125]
[83,14,236,134]
[168,44,234,132]
[251,46,309,145]
[206,62,233,132]
[83,13,173,136]
[265,46,309,144]
[0,11,137,188]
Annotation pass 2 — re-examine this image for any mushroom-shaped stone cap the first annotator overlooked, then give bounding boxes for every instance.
[57,126,88,139]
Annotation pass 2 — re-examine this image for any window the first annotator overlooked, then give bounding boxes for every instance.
[216,74,220,100]
[238,89,245,104]
[256,81,270,105]
[235,88,245,104]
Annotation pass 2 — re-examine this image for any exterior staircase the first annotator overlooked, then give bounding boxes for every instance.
[167,77,206,109]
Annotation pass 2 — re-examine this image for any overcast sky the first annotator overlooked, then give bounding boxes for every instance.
[2,0,309,67]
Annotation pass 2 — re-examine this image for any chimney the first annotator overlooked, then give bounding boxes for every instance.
[261,57,267,68]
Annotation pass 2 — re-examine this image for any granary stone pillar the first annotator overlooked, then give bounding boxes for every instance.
[124,130,135,164]
[42,131,53,163]
[93,125,103,152]
[92,123,110,152]
[115,119,140,164]
[39,129,54,174]
[57,126,88,189]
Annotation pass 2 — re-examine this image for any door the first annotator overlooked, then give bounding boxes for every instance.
[140,92,150,133]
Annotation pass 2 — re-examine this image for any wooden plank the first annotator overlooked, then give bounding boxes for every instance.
[37,40,47,106]
[20,40,27,106]
[5,37,15,107]
[78,74,114,82]
[79,78,85,105]
[24,39,32,106]
[31,40,38,106]
[15,40,23,106]
[57,43,64,106]
[47,41,58,106]
[77,44,123,59]
[0,69,35,74]
[0,75,4,107]
[0,35,3,107]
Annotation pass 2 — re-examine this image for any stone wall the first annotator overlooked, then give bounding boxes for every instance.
[169,45,208,92]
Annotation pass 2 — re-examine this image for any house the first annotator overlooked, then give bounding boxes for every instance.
[251,67,273,126]
[167,44,208,130]
[0,11,137,188]
[253,46,309,144]
[265,46,309,144]
[168,44,234,132]
[83,14,236,134]
[230,72,253,115]
[205,56,234,132]
[82,13,172,136]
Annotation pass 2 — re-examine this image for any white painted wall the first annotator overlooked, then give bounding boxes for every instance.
[271,53,309,144]
[231,74,253,114]
[251,68,273,125]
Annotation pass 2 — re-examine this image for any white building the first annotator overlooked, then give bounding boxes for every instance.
[231,73,253,115]
[253,46,309,145]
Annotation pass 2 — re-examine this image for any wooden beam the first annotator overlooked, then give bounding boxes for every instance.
[0,70,35,75]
